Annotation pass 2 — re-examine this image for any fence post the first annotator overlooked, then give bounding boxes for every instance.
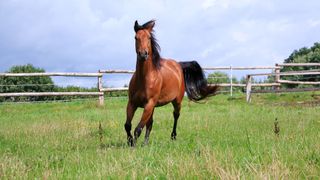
[246,75,252,103]
[98,71,104,106]
[230,65,233,96]
[275,63,280,90]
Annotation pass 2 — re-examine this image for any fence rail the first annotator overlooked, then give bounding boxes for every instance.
[203,66,279,70]
[100,87,129,92]
[277,63,320,67]
[248,70,320,77]
[252,87,320,94]
[0,72,102,77]
[212,83,280,87]
[277,80,320,85]
[99,70,134,74]
[0,92,103,97]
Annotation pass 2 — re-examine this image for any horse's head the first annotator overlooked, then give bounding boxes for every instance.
[134,20,155,61]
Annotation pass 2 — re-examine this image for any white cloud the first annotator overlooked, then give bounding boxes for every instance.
[201,0,257,10]
[308,19,320,27]
[231,31,249,43]
[201,0,217,10]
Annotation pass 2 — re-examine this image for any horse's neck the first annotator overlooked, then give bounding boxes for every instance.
[135,57,158,80]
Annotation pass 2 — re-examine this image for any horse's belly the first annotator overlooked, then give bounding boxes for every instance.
[155,101,170,107]
[157,93,175,105]
[156,86,179,105]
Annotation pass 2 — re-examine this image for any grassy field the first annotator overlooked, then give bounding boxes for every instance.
[0,92,320,179]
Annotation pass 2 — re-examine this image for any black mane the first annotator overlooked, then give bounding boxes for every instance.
[136,20,162,69]
[149,30,161,69]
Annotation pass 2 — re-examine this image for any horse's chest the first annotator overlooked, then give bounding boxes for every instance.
[131,91,147,105]
[130,83,160,107]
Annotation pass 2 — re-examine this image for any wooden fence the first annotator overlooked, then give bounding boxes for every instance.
[98,70,133,92]
[0,72,105,105]
[1,63,319,104]
[245,63,320,102]
[99,66,281,96]
[203,66,279,95]
[100,63,320,103]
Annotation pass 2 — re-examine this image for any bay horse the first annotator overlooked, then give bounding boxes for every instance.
[124,20,218,146]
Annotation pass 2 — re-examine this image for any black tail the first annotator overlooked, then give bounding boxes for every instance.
[179,61,219,101]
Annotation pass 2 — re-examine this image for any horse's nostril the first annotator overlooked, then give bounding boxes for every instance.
[137,50,148,60]
[141,51,148,56]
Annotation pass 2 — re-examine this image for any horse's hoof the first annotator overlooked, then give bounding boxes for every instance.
[143,139,149,146]
[171,133,176,140]
[127,137,134,147]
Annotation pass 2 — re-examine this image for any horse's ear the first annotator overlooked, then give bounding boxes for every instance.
[144,20,155,32]
[134,20,140,32]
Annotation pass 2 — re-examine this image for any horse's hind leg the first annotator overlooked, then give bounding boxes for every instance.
[144,111,154,145]
[171,100,181,140]
[125,101,137,146]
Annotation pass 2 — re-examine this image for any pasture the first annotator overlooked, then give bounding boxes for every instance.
[0,93,319,179]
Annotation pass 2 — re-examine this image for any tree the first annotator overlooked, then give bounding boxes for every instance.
[284,43,320,64]
[207,71,238,84]
[282,42,320,88]
[207,71,242,93]
[0,64,54,102]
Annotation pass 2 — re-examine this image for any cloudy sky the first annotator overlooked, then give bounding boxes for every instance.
[1,0,320,87]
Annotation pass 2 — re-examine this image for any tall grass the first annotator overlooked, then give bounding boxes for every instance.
[0,92,319,179]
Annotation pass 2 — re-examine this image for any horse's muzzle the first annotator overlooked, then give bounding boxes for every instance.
[138,51,149,60]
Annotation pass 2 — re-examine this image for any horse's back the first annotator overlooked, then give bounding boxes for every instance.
[160,59,183,84]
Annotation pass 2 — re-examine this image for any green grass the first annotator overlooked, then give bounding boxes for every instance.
[0,92,320,179]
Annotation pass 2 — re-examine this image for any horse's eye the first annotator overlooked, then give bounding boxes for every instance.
[135,37,137,40]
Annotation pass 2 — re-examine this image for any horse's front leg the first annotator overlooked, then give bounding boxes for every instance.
[144,111,154,145]
[125,101,137,146]
[134,100,155,145]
